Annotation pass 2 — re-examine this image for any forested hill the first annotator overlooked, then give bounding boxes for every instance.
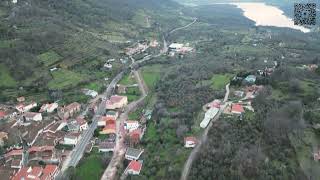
[0,0,181,103]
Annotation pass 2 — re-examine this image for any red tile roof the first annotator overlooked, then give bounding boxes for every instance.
[76,117,87,126]
[41,165,58,180]
[28,146,54,153]
[184,136,197,143]
[0,111,6,118]
[110,95,124,102]
[5,149,23,158]
[232,104,244,113]
[12,167,29,180]
[128,160,142,172]
[29,166,43,177]
[65,102,81,111]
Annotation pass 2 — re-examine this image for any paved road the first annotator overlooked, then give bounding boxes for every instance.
[58,72,124,177]
[180,83,230,180]
[101,67,148,180]
[168,18,198,34]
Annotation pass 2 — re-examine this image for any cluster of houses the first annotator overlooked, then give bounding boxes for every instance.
[0,95,90,179]
[125,42,149,56]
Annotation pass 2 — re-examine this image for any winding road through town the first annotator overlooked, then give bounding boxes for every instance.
[180,83,230,180]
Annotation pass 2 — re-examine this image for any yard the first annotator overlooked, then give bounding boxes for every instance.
[211,74,232,90]
[119,73,136,85]
[141,64,162,89]
[74,149,107,180]
[37,50,62,67]
[0,64,17,88]
[48,69,85,89]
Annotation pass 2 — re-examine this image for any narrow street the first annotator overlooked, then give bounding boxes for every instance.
[101,62,148,180]
[180,83,230,180]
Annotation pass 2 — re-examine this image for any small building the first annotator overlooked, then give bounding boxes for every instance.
[106,95,128,110]
[23,112,43,121]
[244,75,256,84]
[207,99,221,109]
[63,133,79,146]
[184,137,197,148]
[98,142,115,152]
[129,129,143,145]
[16,102,37,113]
[17,96,25,102]
[125,148,144,161]
[39,103,58,113]
[76,117,88,131]
[0,132,8,146]
[106,111,119,119]
[67,120,80,132]
[0,111,7,120]
[100,124,116,135]
[234,91,244,97]
[116,84,127,94]
[84,89,98,98]
[124,121,139,132]
[125,160,142,175]
[11,159,22,169]
[169,43,184,51]
[231,104,245,114]
[59,102,81,120]
[104,62,113,69]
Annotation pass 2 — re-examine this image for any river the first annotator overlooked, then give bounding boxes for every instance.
[231,2,310,33]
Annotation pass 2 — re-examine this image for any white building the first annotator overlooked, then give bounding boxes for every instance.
[16,102,38,113]
[200,107,219,128]
[184,137,197,148]
[63,134,79,146]
[169,43,184,51]
[39,103,58,113]
[124,121,139,132]
[23,112,42,121]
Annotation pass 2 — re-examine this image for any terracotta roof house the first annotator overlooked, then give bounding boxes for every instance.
[231,104,245,114]
[125,160,142,175]
[100,124,116,135]
[129,129,143,145]
[184,137,197,148]
[5,149,23,158]
[98,142,115,152]
[11,165,59,180]
[125,148,144,160]
[207,99,221,109]
[39,103,58,113]
[59,102,81,120]
[23,112,43,121]
[0,111,7,120]
[106,95,128,110]
[98,116,115,127]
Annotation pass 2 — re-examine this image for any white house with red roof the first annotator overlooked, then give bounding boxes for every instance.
[184,136,197,148]
[231,104,245,114]
[63,133,80,146]
[125,160,143,175]
[106,95,128,110]
[39,103,58,113]
[23,112,43,121]
[16,102,37,113]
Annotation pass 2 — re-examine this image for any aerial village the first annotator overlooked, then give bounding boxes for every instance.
[0,38,195,180]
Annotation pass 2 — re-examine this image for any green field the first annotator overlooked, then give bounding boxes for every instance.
[211,74,232,90]
[0,64,17,88]
[37,50,62,66]
[119,74,136,85]
[141,64,162,89]
[75,149,105,180]
[48,69,85,89]
[84,82,104,92]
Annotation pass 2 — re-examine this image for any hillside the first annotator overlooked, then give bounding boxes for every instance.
[0,0,183,103]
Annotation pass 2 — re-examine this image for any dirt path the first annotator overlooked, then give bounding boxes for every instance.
[180,84,230,180]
